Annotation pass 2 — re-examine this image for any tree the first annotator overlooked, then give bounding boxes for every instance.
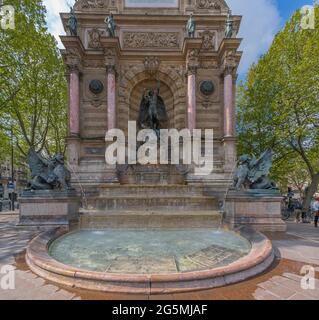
[237,7,319,210]
[0,0,67,167]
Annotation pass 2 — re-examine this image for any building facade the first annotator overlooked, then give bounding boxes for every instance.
[60,0,242,190]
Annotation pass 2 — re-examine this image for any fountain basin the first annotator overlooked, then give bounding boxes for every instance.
[26,227,274,294]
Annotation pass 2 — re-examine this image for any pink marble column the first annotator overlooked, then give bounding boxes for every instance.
[107,66,116,130]
[69,68,80,136]
[187,70,197,132]
[224,71,234,137]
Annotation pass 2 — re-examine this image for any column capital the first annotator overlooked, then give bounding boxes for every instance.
[222,50,237,76]
[106,65,116,75]
[65,48,82,73]
[186,48,200,75]
[187,65,198,76]
[104,48,118,76]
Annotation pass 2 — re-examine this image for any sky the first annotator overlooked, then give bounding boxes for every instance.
[43,0,314,78]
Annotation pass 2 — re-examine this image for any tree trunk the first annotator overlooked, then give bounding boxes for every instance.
[303,173,319,212]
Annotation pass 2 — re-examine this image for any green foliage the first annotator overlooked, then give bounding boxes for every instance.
[0,0,67,167]
[237,7,319,197]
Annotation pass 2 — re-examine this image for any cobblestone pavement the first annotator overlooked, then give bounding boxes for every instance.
[0,214,318,300]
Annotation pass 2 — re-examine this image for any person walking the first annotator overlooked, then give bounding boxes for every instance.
[294,199,303,223]
[312,196,319,228]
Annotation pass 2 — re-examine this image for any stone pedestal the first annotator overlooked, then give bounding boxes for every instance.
[19,190,80,227]
[67,136,81,166]
[224,190,287,232]
[223,137,237,172]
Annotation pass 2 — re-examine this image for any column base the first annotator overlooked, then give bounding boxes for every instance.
[67,136,81,166]
[222,136,237,173]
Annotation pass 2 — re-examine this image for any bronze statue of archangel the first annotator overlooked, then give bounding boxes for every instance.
[137,85,168,138]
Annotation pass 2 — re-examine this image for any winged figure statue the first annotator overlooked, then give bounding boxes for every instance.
[137,86,168,138]
[233,149,277,190]
[26,149,72,191]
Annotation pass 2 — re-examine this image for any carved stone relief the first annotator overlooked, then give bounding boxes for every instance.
[75,0,109,9]
[122,32,180,49]
[200,30,216,51]
[196,0,222,10]
[88,28,104,49]
[144,56,160,77]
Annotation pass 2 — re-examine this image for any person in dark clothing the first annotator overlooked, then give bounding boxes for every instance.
[294,199,303,223]
[313,196,319,228]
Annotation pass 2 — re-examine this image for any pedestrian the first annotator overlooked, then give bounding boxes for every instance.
[312,196,319,228]
[294,199,303,223]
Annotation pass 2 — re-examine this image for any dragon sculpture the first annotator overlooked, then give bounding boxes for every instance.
[233,149,277,190]
[26,149,72,191]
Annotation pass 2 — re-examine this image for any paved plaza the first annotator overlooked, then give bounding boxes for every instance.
[0,213,318,300]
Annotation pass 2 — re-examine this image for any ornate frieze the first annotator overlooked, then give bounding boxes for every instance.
[83,60,104,68]
[122,32,180,49]
[200,60,218,69]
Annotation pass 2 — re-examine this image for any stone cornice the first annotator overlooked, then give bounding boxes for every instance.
[60,37,86,72]
[60,12,242,33]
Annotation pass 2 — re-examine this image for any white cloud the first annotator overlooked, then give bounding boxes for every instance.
[228,0,281,77]
[43,0,281,76]
[43,0,75,48]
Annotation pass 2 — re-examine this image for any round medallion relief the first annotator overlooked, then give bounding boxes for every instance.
[200,80,215,96]
[89,80,104,95]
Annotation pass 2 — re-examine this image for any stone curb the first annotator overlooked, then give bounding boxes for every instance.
[26,227,274,295]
